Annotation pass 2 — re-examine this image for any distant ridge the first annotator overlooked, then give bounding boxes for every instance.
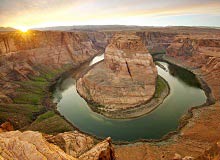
[33,25,220,32]
[33,25,147,31]
[0,27,17,32]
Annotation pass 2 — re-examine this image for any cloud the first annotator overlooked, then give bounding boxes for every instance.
[0,0,220,28]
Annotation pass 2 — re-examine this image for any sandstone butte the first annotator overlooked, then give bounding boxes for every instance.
[0,27,220,160]
[76,33,158,116]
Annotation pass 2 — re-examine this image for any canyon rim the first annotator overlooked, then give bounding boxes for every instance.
[0,0,220,160]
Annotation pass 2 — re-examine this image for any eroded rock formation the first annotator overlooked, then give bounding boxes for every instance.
[77,34,157,117]
[0,30,102,131]
[47,131,95,157]
[166,35,220,100]
[137,31,177,54]
[0,130,115,160]
[0,31,100,104]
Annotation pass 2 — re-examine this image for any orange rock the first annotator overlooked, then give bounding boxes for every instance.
[0,30,100,103]
[166,35,220,100]
[0,122,14,132]
[77,34,157,117]
[0,131,115,160]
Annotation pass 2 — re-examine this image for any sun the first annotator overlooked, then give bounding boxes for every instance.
[17,26,29,32]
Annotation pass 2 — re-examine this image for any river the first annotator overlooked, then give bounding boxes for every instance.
[53,54,206,141]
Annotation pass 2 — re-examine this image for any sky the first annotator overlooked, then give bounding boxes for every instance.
[0,0,220,30]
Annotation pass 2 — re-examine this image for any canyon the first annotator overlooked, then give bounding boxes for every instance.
[0,26,220,159]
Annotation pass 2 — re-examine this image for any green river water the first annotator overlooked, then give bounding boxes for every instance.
[53,54,206,141]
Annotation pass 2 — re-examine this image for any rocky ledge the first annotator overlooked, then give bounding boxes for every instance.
[76,34,160,118]
[0,130,115,160]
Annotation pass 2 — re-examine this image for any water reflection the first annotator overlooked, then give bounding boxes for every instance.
[168,64,201,88]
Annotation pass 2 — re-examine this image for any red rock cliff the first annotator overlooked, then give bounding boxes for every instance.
[167,35,220,100]
[0,31,101,103]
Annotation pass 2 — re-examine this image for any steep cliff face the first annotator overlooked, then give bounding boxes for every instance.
[0,31,99,71]
[167,36,220,100]
[0,31,100,102]
[86,31,177,54]
[87,31,114,49]
[136,31,177,54]
[76,34,157,118]
[0,130,115,160]
[0,30,101,131]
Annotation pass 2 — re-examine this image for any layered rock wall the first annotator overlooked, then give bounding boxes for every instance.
[0,31,100,103]
[167,36,220,100]
[87,31,114,49]
[137,31,177,54]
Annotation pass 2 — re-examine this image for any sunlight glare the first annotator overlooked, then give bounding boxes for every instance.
[18,26,28,32]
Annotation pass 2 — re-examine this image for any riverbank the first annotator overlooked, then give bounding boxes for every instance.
[53,56,206,145]
[1,50,104,135]
[84,75,169,119]
[153,53,215,105]
[5,50,213,144]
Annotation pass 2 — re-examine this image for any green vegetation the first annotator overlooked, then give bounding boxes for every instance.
[154,76,168,98]
[35,111,55,123]
[26,111,73,134]
[13,75,50,105]
[1,65,74,134]
[0,104,44,129]
[13,93,44,105]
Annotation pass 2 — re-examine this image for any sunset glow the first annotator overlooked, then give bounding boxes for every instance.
[16,26,28,32]
[0,0,220,28]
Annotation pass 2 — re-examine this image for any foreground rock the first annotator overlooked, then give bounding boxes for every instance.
[0,131,76,160]
[47,131,95,157]
[77,34,157,118]
[0,130,115,160]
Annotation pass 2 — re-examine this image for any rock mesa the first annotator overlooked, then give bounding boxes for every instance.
[77,34,157,116]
